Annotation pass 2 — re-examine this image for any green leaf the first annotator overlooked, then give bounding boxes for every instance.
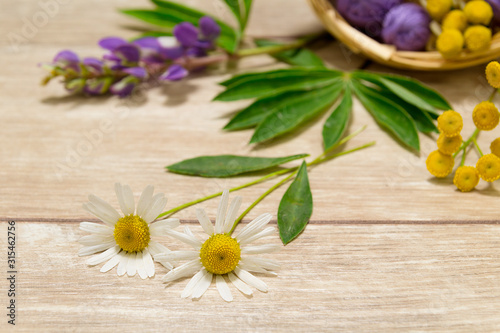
[250,82,343,143]
[242,0,253,29]
[166,153,308,177]
[351,80,420,151]
[214,70,342,102]
[220,68,339,87]
[222,0,243,26]
[322,86,352,150]
[278,161,313,245]
[254,39,325,67]
[121,3,240,53]
[378,77,436,113]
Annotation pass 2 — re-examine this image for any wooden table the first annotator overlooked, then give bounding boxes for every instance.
[1,0,499,331]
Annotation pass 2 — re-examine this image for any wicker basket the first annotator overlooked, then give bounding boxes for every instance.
[308,0,500,71]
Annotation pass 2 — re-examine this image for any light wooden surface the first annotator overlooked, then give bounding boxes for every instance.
[1,0,500,331]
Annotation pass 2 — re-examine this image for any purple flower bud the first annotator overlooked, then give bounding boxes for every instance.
[113,44,141,64]
[99,37,128,51]
[83,57,103,74]
[110,76,139,97]
[133,37,161,52]
[84,77,113,95]
[159,64,188,81]
[157,37,184,60]
[336,0,402,38]
[54,50,79,64]
[382,3,431,51]
[123,66,147,79]
[174,22,199,47]
[199,16,221,41]
[64,78,86,93]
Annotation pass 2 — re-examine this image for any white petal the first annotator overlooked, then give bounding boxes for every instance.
[196,208,214,235]
[181,269,206,298]
[223,196,242,234]
[241,244,281,255]
[149,218,180,234]
[238,262,277,275]
[238,227,276,246]
[143,195,167,223]
[216,275,233,302]
[87,194,121,224]
[136,251,148,280]
[136,185,154,218]
[162,229,202,249]
[235,213,272,242]
[83,202,119,227]
[78,242,115,256]
[126,252,137,277]
[115,183,134,216]
[234,267,268,292]
[162,259,202,282]
[86,245,120,266]
[215,190,229,234]
[79,234,114,246]
[154,251,198,263]
[241,257,280,271]
[192,271,213,299]
[143,250,155,277]
[228,272,253,296]
[79,222,113,235]
[116,252,129,276]
[100,252,122,272]
[147,240,170,256]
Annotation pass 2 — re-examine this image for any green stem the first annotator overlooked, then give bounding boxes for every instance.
[235,34,320,58]
[454,128,480,166]
[488,88,497,102]
[472,137,483,156]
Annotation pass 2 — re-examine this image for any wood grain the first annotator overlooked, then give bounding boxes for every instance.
[1,0,500,331]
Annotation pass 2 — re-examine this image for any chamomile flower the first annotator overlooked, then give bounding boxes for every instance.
[79,183,180,279]
[155,190,280,302]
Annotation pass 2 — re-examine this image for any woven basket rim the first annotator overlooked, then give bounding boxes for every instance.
[308,0,500,71]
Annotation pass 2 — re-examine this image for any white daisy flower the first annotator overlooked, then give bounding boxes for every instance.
[78,183,179,279]
[154,190,280,302]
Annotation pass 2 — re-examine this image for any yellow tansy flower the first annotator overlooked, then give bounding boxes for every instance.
[464,25,492,52]
[472,101,499,130]
[453,166,480,192]
[437,29,464,58]
[427,0,453,21]
[490,137,500,157]
[476,153,500,181]
[437,110,463,137]
[464,0,493,25]
[437,133,462,155]
[485,61,500,89]
[442,10,468,32]
[426,150,455,178]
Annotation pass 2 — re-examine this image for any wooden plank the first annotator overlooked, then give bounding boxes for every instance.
[1,222,499,332]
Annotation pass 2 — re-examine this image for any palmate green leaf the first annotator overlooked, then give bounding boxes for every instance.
[254,39,325,68]
[250,82,344,143]
[351,80,420,151]
[214,70,342,102]
[242,0,253,29]
[278,161,313,245]
[166,153,308,177]
[222,0,253,30]
[121,1,240,53]
[220,68,339,87]
[322,86,351,150]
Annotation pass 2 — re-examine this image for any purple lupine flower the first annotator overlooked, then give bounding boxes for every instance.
[53,50,80,72]
[83,57,104,74]
[98,37,128,51]
[84,77,113,95]
[159,64,188,81]
[174,22,199,47]
[336,0,402,39]
[123,66,147,79]
[382,3,431,51]
[64,78,86,93]
[199,16,221,41]
[110,76,139,97]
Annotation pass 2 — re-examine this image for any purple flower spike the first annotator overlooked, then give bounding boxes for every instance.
[83,57,103,74]
[160,64,188,81]
[113,44,141,64]
[174,22,199,47]
[382,3,431,51]
[99,37,128,51]
[199,16,221,41]
[123,66,147,79]
[110,76,139,98]
[133,37,161,52]
[54,50,79,64]
[336,0,402,38]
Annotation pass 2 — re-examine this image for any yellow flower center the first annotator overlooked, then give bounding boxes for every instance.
[113,215,150,253]
[200,234,241,275]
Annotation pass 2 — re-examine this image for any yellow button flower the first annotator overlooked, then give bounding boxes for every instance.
[442,10,468,32]
[453,166,480,192]
[472,101,499,130]
[437,133,462,155]
[437,29,464,58]
[426,150,455,178]
[427,0,453,21]
[437,110,463,137]
[464,25,492,52]
[464,0,493,25]
[476,153,500,181]
[485,61,500,89]
[490,137,500,157]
